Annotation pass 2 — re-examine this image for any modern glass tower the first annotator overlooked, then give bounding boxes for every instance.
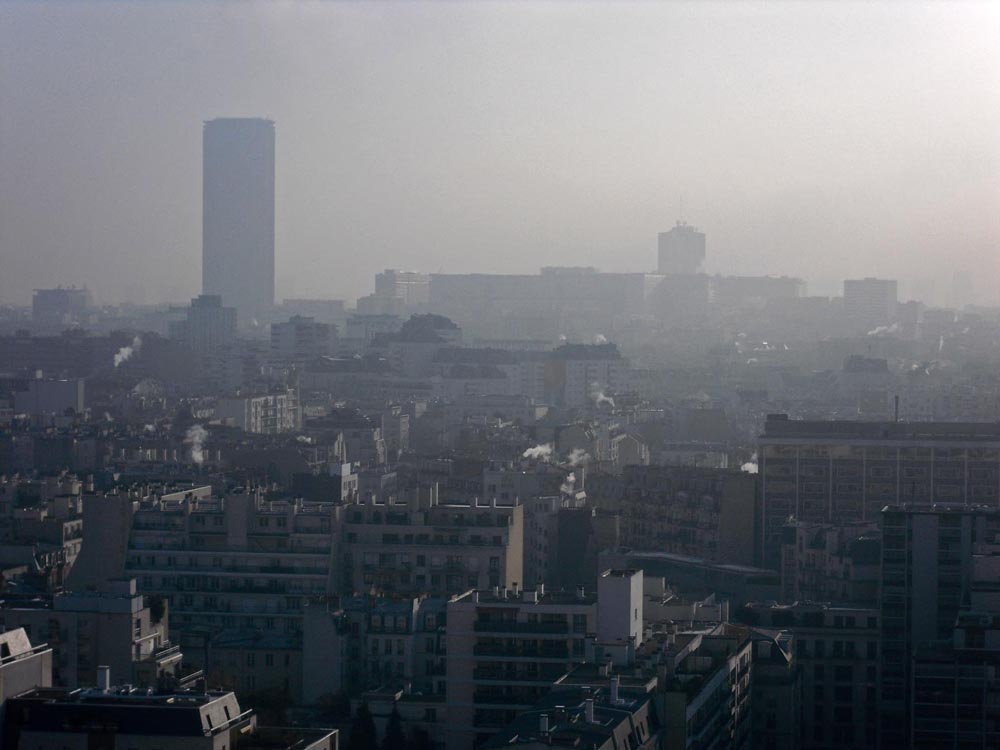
[202,118,275,325]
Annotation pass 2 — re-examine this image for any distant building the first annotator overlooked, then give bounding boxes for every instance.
[779,521,881,605]
[270,316,335,362]
[216,388,301,434]
[202,118,275,325]
[12,378,85,421]
[31,288,92,331]
[843,277,897,332]
[169,294,237,355]
[657,223,706,275]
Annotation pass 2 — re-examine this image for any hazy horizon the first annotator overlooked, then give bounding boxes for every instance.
[1,0,998,308]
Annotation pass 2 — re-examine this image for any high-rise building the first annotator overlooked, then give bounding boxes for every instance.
[842,277,897,332]
[657,222,706,275]
[202,118,275,325]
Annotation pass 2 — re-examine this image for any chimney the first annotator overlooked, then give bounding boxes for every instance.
[584,698,595,724]
[576,585,586,600]
[512,581,519,597]
[538,582,545,596]
[610,675,620,704]
[539,714,549,734]
[97,665,111,693]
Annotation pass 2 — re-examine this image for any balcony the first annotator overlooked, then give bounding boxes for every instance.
[473,643,569,659]
[473,621,568,635]
[472,691,537,706]
[473,667,565,683]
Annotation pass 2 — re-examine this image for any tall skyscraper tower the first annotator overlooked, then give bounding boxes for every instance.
[657,222,706,275]
[202,118,275,325]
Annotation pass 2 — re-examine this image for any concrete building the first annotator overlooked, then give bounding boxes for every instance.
[270,316,335,362]
[0,580,179,690]
[591,466,757,567]
[0,628,52,722]
[12,378,85,421]
[445,586,599,749]
[758,415,1000,568]
[335,489,524,599]
[302,596,447,704]
[482,685,662,750]
[658,624,753,750]
[843,277,897,333]
[31,287,92,332]
[742,602,879,750]
[169,294,238,356]
[658,222,706,275]
[202,118,275,325]
[216,389,301,434]
[879,505,1000,749]
[779,521,881,605]
[0,681,336,750]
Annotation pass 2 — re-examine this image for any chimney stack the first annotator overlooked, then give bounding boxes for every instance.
[584,698,595,723]
[539,714,550,734]
[610,675,620,704]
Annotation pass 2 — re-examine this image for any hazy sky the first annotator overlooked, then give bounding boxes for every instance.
[1,1,998,307]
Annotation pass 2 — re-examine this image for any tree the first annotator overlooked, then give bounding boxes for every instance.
[381,706,405,750]
[349,701,378,750]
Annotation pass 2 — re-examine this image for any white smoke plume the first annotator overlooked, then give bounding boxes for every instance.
[113,335,143,367]
[867,323,899,337]
[590,382,615,409]
[566,448,591,466]
[522,443,553,461]
[560,472,576,495]
[741,452,759,474]
[185,424,208,465]
[593,333,608,344]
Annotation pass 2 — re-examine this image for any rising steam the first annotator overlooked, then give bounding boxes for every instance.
[522,443,553,461]
[184,424,208,465]
[114,335,143,367]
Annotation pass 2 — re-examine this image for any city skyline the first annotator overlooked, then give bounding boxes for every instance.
[1,1,998,307]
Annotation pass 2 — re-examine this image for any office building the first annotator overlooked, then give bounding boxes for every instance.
[215,388,301,434]
[202,118,275,324]
[657,223,706,275]
[169,294,237,356]
[270,316,335,362]
[758,415,1000,568]
[31,287,92,332]
[843,278,897,332]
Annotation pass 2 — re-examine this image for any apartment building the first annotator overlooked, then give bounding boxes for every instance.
[1,680,336,750]
[779,521,880,605]
[445,570,642,750]
[117,488,338,672]
[591,465,756,567]
[482,684,662,750]
[759,415,1000,568]
[335,488,523,599]
[659,624,753,750]
[0,579,179,690]
[445,585,598,750]
[216,388,301,434]
[302,596,447,704]
[742,602,879,750]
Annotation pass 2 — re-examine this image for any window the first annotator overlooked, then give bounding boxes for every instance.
[247,653,255,667]
[265,653,274,667]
